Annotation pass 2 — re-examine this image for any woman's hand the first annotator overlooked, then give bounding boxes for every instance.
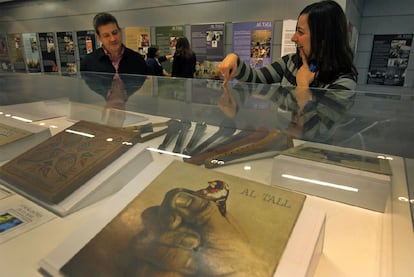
[296,48,316,87]
[218,53,238,86]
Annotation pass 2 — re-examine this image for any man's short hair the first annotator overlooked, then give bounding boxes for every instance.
[93,12,120,34]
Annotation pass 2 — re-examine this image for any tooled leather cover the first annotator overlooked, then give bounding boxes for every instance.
[0,120,141,204]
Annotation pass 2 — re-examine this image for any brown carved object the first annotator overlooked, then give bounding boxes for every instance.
[185,127,269,165]
[0,120,141,204]
[204,128,287,168]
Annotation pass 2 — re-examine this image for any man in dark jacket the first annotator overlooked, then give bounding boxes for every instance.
[80,12,147,74]
[80,12,148,99]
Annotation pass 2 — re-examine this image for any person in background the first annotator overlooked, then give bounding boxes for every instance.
[80,12,147,75]
[146,45,173,76]
[171,36,197,78]
[218,0,358,142]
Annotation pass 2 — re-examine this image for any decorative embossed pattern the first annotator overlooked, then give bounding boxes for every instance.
[0,123,33,146]
[0,121,141,204]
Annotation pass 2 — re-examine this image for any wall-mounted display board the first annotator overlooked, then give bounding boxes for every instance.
[76,30,96,66]
[39,32,59,73]
[7,33,26,72]
[155,25,185,74]
[22,33,41,73]
[232,21,273,68]
[0,33,12,72]
[367,34,413,86]
[281,20,297,57]
[191,23,225,79]
[56,31,76,75]
[124,27,150,56]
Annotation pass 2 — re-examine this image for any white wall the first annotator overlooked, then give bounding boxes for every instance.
[0,0,317,32]
[0,0,321,70]
[5,0,414,91]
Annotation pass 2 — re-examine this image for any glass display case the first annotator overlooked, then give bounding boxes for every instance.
[0,72,413,276]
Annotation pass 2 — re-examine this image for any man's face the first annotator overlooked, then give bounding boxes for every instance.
[97,23,122,54]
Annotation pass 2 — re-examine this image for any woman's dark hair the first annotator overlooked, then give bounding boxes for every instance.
[147,45,159,58]
[174,37,193,58]
[93,12,120,35]
[298,0,358,83]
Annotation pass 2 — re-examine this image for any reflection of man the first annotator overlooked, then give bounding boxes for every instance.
[100,75,129,126]
[129,188,270,277]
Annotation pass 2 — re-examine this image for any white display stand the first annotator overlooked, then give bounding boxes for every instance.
[271,142,392,212]
[69,101,148,127]
[39,159,325,277]
[0,141,410,277]
[0,193,55,244]
[1,143,153,217]
[0,100,66,121]
[0,116,51,162]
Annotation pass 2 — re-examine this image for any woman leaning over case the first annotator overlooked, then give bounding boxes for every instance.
[218,0,358,141]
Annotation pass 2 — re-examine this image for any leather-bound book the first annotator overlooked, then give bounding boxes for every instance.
[0,120,141,204]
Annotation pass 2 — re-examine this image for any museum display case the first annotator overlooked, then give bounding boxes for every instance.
[0,72,414,276]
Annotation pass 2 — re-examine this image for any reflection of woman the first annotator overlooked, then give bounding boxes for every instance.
[172,37,197,78]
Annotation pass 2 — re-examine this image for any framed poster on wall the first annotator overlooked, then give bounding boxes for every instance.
[56,31,76,75]
[367,34,413,86]
[232,21,273,68]
[76,30,96,67]
[124,27,150,56]
[281,20,297,57]
[0,33,12,72]
[39,32,59,73]
[7,33,26,72]
[22,33,41,73]
[191,23,225,79]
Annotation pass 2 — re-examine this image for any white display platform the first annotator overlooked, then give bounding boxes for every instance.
[69,101,148,127]
[39,159,325,277]
[0,100,66,121]
[0,116,51,162]
[0,114,412,277]
[271,142,392,212]
[0,192,55,244]
[0,142,152,217]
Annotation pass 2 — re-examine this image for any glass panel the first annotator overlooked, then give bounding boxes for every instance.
[1,72,414,277]
[2,72,413,158]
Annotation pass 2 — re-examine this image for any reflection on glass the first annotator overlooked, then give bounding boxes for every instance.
[2,72,413,162]
[281,173,359,192]
[81,72,146,127]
